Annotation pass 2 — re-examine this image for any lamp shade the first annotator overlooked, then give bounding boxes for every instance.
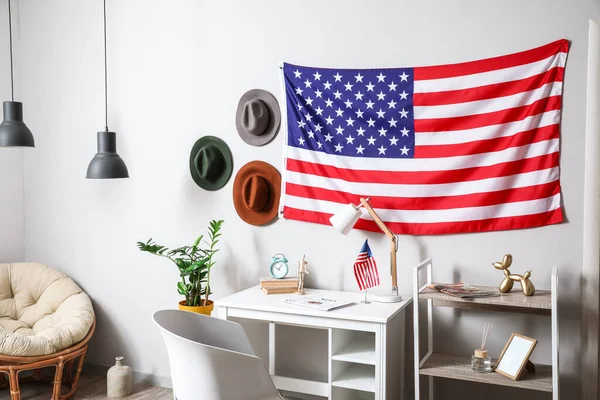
[0,101,34,147]
[86,131,129,179]
[330,203,362,235]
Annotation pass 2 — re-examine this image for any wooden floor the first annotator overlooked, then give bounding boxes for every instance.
[3,375,173,400]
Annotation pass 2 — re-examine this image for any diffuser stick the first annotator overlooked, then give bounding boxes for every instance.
[481,321,493,351]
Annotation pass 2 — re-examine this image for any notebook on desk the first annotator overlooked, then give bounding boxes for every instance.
[282,296,355,311]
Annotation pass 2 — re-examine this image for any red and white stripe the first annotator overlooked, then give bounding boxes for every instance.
[354,253,380,290]
[282,39,568,235]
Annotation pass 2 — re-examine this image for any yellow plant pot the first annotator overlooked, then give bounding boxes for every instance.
[178,300,214,316]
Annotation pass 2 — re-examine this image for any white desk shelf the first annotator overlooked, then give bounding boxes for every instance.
[332,332,376,365]
[216,286,411,400]
[332,363,376,392]
[412,259,559,399]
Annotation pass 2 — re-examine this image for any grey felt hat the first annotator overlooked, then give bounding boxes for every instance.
[235,89,281,146]
[189,136,233,191]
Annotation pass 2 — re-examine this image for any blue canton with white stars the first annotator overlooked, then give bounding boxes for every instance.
[283,63,415,159]
[359,239,374,257]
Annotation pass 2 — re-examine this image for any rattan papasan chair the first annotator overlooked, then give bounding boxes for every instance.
[0,263,95,400]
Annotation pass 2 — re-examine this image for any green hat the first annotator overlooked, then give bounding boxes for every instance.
[189,136,233,191]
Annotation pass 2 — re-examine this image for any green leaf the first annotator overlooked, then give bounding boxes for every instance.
[191,235,203,253]
[177,282,187,295]
[175,259,187,271]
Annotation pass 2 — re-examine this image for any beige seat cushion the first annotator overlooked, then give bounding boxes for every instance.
[0,263,94,357]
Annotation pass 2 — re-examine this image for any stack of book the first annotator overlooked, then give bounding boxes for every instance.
[260,277,299,295]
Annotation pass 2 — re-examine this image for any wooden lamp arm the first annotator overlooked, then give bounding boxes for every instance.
[360,198,395,239]
[359,197,398,291]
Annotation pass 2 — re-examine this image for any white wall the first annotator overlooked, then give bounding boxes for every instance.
[0,1,24,262]
[0,150,24,262]
[14,0,600,398]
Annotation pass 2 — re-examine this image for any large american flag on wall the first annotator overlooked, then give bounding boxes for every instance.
[280,40,568,235]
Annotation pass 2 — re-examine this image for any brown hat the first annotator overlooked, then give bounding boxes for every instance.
[235,89,281,146]
[233,161,281,226]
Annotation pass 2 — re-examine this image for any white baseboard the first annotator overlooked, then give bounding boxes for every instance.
[83,363,173,389]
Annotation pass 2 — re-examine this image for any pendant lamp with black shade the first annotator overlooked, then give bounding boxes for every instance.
[0,0,34,148]
[86,0,129,179]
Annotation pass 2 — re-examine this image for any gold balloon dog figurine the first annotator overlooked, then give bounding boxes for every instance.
[493,254,535,296]
[493,254,515,293]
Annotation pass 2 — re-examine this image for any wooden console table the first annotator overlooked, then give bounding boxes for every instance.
[215,286,411,400]
[413,259,559,399]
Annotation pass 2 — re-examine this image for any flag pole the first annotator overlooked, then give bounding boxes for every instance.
[363,288,370,304]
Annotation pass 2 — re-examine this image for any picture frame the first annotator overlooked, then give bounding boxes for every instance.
[495,333,538,380]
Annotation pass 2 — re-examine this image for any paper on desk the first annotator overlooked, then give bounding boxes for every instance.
[282,296,355,311]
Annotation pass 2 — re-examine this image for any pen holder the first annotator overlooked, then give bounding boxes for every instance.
[471,349,492,373]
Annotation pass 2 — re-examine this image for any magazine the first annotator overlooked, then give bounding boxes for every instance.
[282,296,355,311]
[426,283,498,298]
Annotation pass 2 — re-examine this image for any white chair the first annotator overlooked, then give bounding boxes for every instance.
[153,310,294,400]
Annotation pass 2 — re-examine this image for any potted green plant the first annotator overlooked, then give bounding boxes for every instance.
[137,219,223,315]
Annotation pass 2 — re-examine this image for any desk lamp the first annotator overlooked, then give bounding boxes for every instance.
[330,197,402,303]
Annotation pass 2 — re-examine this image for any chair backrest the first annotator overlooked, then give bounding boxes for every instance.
[153,310,281,400]
[153,309,255,355]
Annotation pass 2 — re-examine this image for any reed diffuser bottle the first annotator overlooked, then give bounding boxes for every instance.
[471,321,493,373]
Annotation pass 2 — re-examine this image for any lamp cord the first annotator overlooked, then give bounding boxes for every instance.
[103,0,108,132]
[8,0,14,101]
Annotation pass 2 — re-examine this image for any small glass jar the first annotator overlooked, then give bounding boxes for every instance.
[471,349,492,373]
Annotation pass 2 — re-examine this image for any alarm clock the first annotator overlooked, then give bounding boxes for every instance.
[269,253,289,279]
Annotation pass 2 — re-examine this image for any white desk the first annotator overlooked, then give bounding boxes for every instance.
[215,286,411,400]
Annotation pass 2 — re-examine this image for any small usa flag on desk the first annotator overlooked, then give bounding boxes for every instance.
[280,40,568,235]
[354,240,380,291]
